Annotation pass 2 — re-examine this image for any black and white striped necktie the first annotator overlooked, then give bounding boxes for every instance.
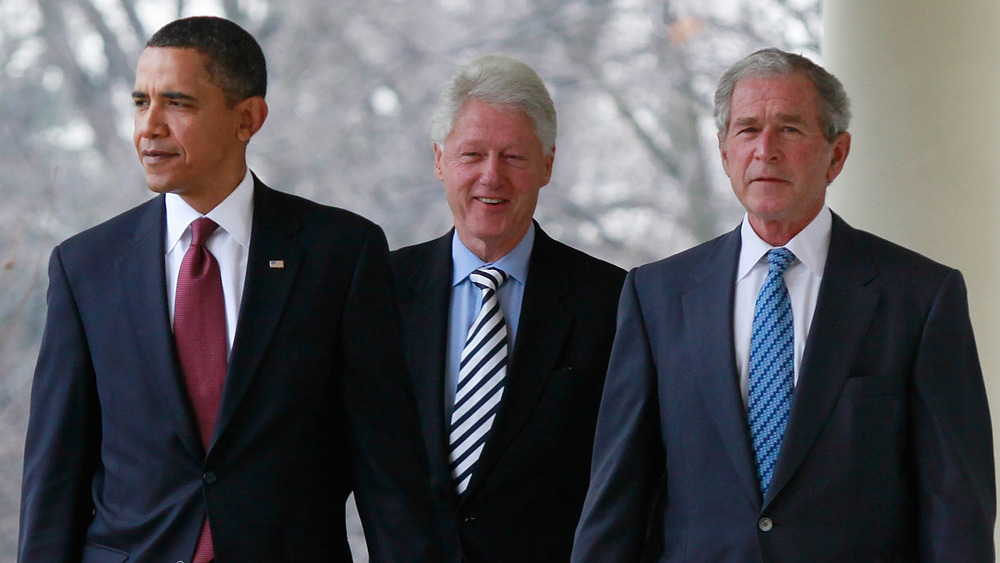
[448,267,509,496]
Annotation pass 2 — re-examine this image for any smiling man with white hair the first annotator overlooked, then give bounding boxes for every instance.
[391,55,626,563]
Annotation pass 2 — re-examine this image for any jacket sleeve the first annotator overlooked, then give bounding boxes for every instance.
[913,269,996,560]
[571,269,664,563]
[339,225,443,562]
[19,247,100,562]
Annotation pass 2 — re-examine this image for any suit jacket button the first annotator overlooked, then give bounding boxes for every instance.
[758,517,773,532]
[203,472,217,485]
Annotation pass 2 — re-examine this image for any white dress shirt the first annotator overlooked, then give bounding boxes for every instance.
[733,206,832,406]
[164,169,254,353]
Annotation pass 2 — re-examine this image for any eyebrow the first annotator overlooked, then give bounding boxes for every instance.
[131,90,198,102]
[731,113,808,128]
[731,117,759,128]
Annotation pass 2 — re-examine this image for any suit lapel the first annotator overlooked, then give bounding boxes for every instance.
[210,181,304,450]
[464,228,574,497]
[765,215,879,506]
[398,233,454,482]
[684,228,762,508]
[117,197,204,459]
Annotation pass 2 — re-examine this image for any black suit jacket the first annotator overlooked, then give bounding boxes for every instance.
[391,225,625,563]
[572,213,995,562]
[19,178,439,562]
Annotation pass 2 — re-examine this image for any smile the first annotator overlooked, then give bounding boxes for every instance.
[475,197,505,204]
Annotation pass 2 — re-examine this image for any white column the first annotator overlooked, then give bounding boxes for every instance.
[823,0,1000,540]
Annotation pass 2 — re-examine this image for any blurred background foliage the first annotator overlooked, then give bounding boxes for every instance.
[0,0,819,558]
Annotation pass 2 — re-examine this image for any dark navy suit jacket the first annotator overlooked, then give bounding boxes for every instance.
[391,225,625,563]
[573,213,995,562]
[20,178,439,562]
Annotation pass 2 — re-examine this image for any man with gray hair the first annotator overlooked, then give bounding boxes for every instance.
[391,55,625,562]
[572,48,994,561]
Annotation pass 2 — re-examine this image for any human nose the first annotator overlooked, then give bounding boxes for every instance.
[754,129,780,161]
[478,154,502,187]
[135,102,166,139]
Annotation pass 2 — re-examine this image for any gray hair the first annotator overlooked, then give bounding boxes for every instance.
[430,55,556,154]
[714,48,851,142]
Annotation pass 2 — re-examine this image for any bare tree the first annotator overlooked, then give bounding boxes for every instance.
[0,0,819,559]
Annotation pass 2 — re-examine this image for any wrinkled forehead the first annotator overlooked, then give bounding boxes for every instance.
[729,73,821,120]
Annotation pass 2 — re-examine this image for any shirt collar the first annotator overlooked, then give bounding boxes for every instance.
[165,169,255,253]
[737,205,832,282]
[451,223,535,287]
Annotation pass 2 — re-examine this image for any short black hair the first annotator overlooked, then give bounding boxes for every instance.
[147,16,266,106]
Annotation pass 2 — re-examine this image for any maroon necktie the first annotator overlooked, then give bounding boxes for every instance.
[174,217,227,563]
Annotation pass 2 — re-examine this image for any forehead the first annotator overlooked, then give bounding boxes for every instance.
[134,47,213,90]
[447,99,540,146]
[729,72,821,123]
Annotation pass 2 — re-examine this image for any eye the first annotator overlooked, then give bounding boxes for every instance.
[133,98,148,108]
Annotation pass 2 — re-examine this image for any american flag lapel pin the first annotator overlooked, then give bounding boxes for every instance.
[269,260,285,269]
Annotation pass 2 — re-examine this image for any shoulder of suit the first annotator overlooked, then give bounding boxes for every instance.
[536,235,626,283]
[836,221,957,281]
[57,195,162,254]
[633,228,737,279]
[389,233,449,268]
[258,185,378,231]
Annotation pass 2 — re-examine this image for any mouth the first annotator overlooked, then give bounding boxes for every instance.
[140,149,178,165]
[751,176,788,185]
[475,197,506,205]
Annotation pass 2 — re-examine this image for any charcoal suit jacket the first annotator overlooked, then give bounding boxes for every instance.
[20,177,439,562]
[391,225,625,563]
[572,212,995,562]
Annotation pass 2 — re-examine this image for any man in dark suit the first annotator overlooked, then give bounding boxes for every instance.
[19,16,438,562]
[572,48,995,561]
[391,55,625,562]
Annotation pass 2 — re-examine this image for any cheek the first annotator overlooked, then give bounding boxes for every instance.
[453,167,483,189]
[793,150,829,179]
[514,180,543,207]
[442,177,468,208]
[721,146,748,176]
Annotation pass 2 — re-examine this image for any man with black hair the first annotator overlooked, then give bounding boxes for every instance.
[19,16,439,562]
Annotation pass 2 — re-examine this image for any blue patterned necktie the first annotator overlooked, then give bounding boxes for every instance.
[748,247,796,497]
[449,267,509,496]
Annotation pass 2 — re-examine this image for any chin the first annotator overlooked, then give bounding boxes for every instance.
[467,220,510,240]
[144,176,180,195]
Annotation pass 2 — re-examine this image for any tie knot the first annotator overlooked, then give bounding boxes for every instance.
[190,217,220,246]
[470,267,507,292]
[766,247,795,274]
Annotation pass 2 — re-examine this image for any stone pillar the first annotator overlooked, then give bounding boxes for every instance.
[823,0,1000,540]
